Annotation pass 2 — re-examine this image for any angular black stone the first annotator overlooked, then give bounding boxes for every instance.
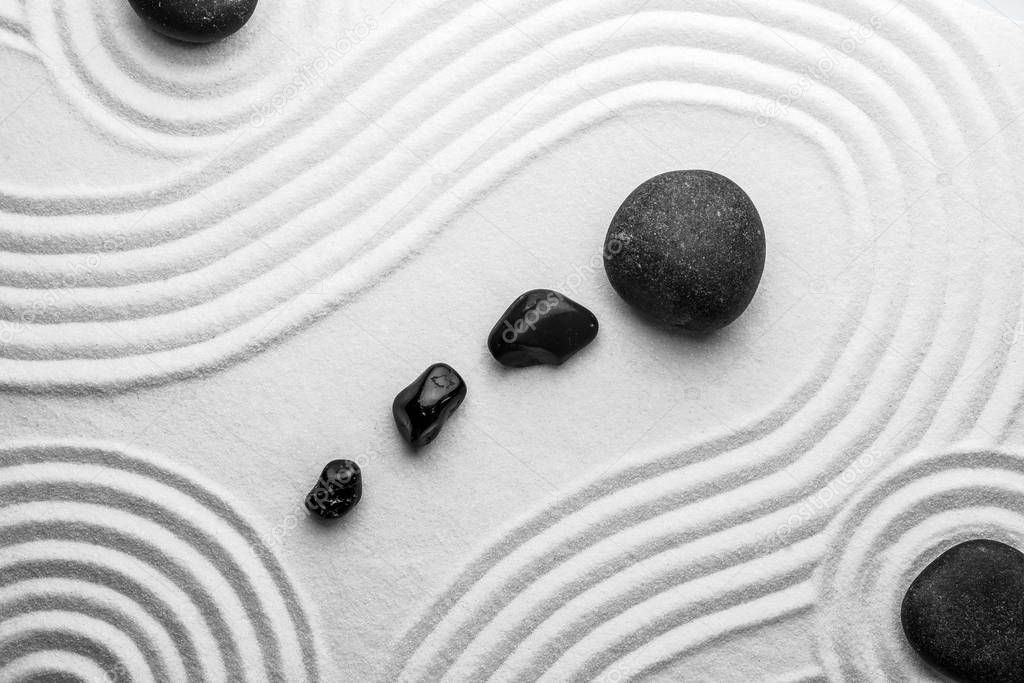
[127,0,258,43]
[901,539,1024,682]
[487,289,599,368]
[604,170,766,333]
[392,364,467,448]
[304,460,361,519]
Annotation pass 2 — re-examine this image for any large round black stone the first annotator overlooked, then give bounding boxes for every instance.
[603,170,766,332]
[127,0,258,43]
[901,539,1024,682]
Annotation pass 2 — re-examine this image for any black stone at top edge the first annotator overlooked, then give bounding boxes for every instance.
[127,0,259,43]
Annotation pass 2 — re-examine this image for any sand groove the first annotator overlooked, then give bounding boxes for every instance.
[385,1,1023,680]
[0,0,1021,680]
[0,0,931,390]
[816,448,1024,681]
[0,442,322,682]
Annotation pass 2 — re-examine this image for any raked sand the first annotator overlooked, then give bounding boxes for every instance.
[1,0,1024,680]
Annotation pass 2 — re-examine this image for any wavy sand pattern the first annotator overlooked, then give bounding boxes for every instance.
[381,1,1024,681]
[817,447,1024,681]
[0,0,1021,680]
[0,442,322,681]
[0,0,988,392]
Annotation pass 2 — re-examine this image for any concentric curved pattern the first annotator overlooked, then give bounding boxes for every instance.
[0,442,322,682]
[383,0,1024,681]
[0,0,1022,677]
[23,0,367,156]
[815,448,1024,682]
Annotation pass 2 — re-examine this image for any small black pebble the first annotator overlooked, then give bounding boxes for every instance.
[604,170,766,332]
[392,363,467,448]
[127,0,258,43]
[487,289,599,367]
[304,460,361,519]
[901,539,1024,682]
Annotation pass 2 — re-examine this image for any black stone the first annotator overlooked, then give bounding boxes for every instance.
[392,364,467,448]
[604,170,766,332]
[487,289,599,368]
[901,539,1024,682]
[127,0,258,43]
[304,460,361,519]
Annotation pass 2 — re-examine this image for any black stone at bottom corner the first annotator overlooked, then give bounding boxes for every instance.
[487,289,599,368]
[901,539,1024,682]
[305,459,361,519]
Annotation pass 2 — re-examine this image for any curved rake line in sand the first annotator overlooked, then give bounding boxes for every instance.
[387,68,901,683]
[389,0,1015,679]
[1,650,114,681]
[0,9,897,395]
[0,90,868,390]
[0,578,196,680]
[0,442,322,682]
[1,0,592,235]
[499,532,825,682]
[816,448,1024,680]
[86,0,318,99]
[0,514,269,678]
[0,0,30,56]
[0,593,174,681]
[0,3,865,263]
[0,0,889,219]
[0,0,1005,393]
[582,580,819,682]
[476,459,1024,679]
[0,53,874,350]
[0,52,872,329]
[0,15,894,337]
[0,0,25,37]
[0,1,957,393]
[0,612,149,680]
[85,1,294,116]
[871,501,1024,679]
[6,0,508,192]
[1,555,218,681]
[40,0,342,140]
[872,503,1024,679]
[14,0,351,160]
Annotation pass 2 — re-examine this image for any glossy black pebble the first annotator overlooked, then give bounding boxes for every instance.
[488,289,599,368]
[304,460,361,519]
[393,364,467,448]
[604,170,766,333]
[127,0,258,43]
[901,539,1024,682]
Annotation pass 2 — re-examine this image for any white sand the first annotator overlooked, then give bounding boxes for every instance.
[0,0,1023,680]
